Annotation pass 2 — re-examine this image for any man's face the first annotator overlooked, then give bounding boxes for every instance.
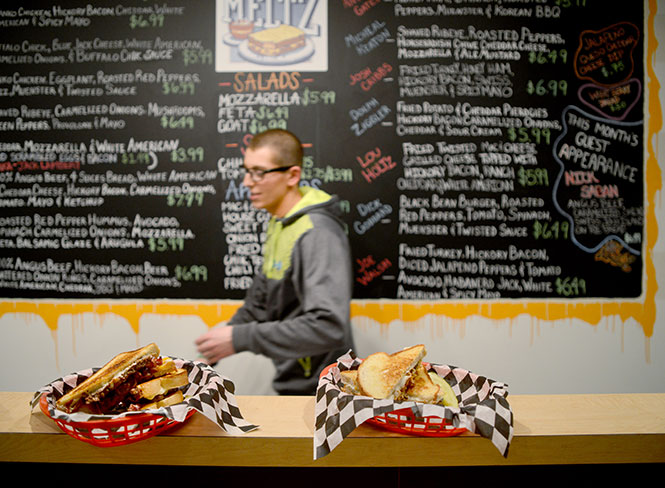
[243,146,296,217]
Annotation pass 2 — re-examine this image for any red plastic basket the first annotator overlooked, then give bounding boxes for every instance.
[40,393,193,447]
[320,363,467,437]
[366,408,466,437]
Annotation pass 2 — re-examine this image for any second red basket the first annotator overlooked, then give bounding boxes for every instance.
[40,392,193,447]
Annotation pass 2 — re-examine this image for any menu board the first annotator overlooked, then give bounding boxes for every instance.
[0,0,645,302]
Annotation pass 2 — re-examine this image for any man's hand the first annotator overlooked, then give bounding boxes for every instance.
[194,325,236,364]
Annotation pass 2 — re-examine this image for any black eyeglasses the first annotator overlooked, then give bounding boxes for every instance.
[241,165,293,182]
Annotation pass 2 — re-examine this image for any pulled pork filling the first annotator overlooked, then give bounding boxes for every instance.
[84,355,162,413]
[393,368,416,402]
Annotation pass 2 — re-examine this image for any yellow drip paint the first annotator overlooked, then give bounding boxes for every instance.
[0,2,661,346]
[0,301,240,334]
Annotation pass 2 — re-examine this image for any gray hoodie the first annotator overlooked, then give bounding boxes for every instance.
[230,187,354,395]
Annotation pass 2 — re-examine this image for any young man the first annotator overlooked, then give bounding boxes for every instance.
[195,129,354,395]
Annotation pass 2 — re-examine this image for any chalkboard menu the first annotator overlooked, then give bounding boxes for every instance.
[0,0,645,302]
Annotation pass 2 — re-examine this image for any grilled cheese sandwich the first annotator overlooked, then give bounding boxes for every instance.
[248,24,305,56]
[357,345,427,400]
[339,345,459,408]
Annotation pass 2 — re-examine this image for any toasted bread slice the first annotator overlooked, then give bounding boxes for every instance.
[401,363,440,403]
[428,372,459,408]
[357,344,426,400]
[132,368,188,401]
[56,343,160,413]
[139,389,184,410]
[339,370,362,395]
[152,357,177,378]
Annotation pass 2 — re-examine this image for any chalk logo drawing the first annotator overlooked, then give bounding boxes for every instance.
[215,0,327,72]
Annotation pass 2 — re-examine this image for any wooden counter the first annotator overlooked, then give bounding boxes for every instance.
[1,392,664,467]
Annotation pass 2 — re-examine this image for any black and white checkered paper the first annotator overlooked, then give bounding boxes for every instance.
[314,351,513,460]
[31,358,258,436]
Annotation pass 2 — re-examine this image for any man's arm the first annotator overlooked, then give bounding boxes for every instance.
[194,324,235,364]
[194,268,268,364]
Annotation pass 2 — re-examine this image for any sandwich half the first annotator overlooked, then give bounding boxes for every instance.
[357,344,426,400]
[126,367,188,410]
[400,363,440,403]
[137,389,185,410]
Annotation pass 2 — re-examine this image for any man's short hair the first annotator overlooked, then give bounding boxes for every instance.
[248,129,303,167]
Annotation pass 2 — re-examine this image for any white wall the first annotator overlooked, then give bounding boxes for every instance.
[0,309,278,395]
[1,4,664,396]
